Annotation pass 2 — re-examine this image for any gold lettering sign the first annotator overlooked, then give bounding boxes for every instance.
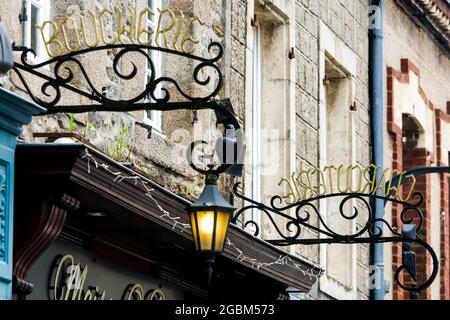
[36,20,64,57]
[49,254,166,300]
[277,164,416,204]
[50,254,106,300]
[35,5,211,57]
[123,284,165,300]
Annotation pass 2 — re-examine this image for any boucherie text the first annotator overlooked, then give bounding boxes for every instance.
[36,5,206,57]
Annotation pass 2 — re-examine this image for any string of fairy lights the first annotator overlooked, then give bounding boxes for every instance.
[82,148,324,281]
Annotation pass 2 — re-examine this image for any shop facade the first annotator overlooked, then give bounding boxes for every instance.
[0,87,44,299]
[0,0,448,301]
[26,239,182,300]
[12,143,317,300]
[0,0,349,300]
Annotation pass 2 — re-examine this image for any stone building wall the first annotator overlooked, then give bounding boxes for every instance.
[224,0,371,300]
[0,0,373,300]
[0,0,231,198]
[294,0,371,300]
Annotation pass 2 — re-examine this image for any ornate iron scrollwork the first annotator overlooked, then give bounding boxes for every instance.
[12,42,224,115]
[12,42,243,174]
[9,39,439,299]
[232,183,438,297]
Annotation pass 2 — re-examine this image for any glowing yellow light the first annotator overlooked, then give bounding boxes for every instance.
[200,213,214,234]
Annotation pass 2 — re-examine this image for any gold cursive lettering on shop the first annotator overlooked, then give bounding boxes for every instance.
[36,20,64,57]
[36,5,216,57]
[181,16,204,54]
[99,7,118,45]
[154,8,176,48]
[50,254,106,300]
[172,10,185,51]
[61,16,81,52]
[80,10,100,48]
[116,4,136,44]
[278,177,297,205]
[123,284,166,300]
[277,164,417,204]
[137,7,155,45]
[49,254,166,300]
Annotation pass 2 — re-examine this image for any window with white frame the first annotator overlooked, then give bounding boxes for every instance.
[24,0,50,61]
[251,24,262,230]
[247,3,293,239]
[144,0,163,132]
[318,22,358,299]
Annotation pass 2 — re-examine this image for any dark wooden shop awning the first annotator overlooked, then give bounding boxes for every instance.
[13,143,319,300]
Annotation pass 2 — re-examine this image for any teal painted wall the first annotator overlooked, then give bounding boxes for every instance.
[0,87,45,299]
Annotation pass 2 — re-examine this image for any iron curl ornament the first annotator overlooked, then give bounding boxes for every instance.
[12,42,226,115]
[7,34,440,299]
[231,183,438,298]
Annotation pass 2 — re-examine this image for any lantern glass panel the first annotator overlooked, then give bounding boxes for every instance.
[214,211,231,252]
[196,211,215,251]
[189,211,199,251]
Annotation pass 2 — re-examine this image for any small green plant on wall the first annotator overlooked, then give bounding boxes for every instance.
[66,113,76,133]
[64,113,95,143]
[82,120,94,141]
[110,127,133,162]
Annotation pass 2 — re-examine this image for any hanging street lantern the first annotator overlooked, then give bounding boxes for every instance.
[185,165,236,287]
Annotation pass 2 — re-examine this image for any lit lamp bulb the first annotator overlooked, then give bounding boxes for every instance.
[196,212,215,251]
[200,213,214,233]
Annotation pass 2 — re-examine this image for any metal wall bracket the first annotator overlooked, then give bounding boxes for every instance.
[231,185,439,299]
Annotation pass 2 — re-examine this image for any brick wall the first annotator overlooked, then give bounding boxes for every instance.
[403,148,433,300]
[387,58,450,300]
[436,108,450,300]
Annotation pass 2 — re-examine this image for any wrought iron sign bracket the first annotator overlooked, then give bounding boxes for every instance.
[5,29,442,300]
[11,42,240,129]
[10,42,243,175]
[231,184,439,299]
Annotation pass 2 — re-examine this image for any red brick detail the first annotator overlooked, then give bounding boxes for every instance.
[437,107,450,124]
[387,65,404,300]
[435,110,450,300]
[440,173,449,300]
[387,58,448,300]
[402,148,433,300]
[401,59,420,77]
[420,86,428,106]
[436,110,442,166]
[388,114,404,299]
[428,99,435,112]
